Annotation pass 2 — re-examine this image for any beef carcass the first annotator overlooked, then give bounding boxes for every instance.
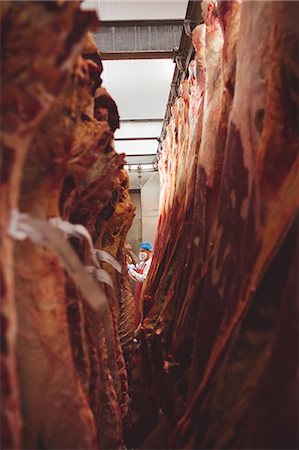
[9,16,135,447]
[94,169,135,364]
[58,37,135,448]
[93,170,136,441]
[13,30,105,449]
[172,0,241,396]
[64,163,135,448]
[0,2,98,448]
[139,1,299,448]
[137,18,208,424]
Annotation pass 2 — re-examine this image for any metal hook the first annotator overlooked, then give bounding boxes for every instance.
[183,19,193,38]
[137,163,142,189]
[170,81,177,97]
[175,55,186,72]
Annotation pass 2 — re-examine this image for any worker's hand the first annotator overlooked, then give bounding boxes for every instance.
[126,255,133,265]
[128,267,135,278]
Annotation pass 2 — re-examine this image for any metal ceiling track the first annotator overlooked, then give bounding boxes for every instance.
[157,1,203,161]
[114,137,159,142]
[120,118,163,123]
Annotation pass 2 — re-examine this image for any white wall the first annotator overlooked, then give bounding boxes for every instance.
[140,172,160,246]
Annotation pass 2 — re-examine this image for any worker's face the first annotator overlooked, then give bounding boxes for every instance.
[139,250,152,261]
[139,251,147,261]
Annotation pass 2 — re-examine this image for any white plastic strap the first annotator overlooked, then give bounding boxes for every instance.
[48,218,122,273]
[49,217,100,267]
[94,249,122,274]
[85,265,114,289]
[8,210,107,311]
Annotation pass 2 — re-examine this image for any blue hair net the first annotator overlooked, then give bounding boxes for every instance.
[139,241,153,251]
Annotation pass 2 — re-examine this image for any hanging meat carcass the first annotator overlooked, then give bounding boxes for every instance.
[58,37,135,447]
[139,1,299,449]
[1,2,136,449]
[0,2,99,448]
[13,31,105,450]
[93,167,136,364]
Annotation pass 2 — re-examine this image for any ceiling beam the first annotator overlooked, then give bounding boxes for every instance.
[120,118,163,123]
[99,19,183,27]
[93,20,182,59]
[115,137,159,141]
[126,154,156,158]
[101,51,173,60]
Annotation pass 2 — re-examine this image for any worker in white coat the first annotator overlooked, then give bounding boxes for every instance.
[127,241,153,328]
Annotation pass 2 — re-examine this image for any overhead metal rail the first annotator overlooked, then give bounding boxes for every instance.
[126,153,156,158]
[120,118,163,123]
[114,136,159,142]
[157,1,203,161]
[101,51,173,60]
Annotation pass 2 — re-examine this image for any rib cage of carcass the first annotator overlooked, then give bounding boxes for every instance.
[1,2,135,449]
[140,1,299,449]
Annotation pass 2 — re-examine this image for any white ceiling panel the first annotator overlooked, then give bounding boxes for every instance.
[126,154,156,164]
[98,0,188,21]
[115,139,158,155]
[116,121,162,139]
[101,59,174,120]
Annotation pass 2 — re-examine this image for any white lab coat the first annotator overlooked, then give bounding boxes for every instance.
[128,258,152,284]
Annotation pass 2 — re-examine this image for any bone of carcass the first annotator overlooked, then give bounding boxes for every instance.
[140,0,299,448]
[0,2,98,449]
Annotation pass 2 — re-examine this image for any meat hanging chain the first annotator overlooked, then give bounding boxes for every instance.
[1,1,298,450]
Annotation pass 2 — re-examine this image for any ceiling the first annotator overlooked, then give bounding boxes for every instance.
[82,0,190,189]
[101,58,176,188]
[97,1,188,21]
[101,58,174,174]
[101,59,175,120]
